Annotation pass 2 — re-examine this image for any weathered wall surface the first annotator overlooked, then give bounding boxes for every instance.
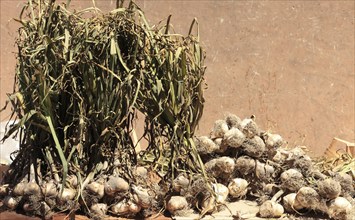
[1,0,354,156]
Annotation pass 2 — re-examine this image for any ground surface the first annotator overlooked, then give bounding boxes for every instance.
[0,0,354,219]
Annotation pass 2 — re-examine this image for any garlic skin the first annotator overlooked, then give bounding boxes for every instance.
[41,201,52,216]
[128,201,141,214]
[214,137,228,153]
[263,132,283,149]
[212,183,229,204]
[225,113,242,129]
[235,156,256,176]
[263,183,278,196]
[296,187,321,210]
[242,136,265,158]
[283,193,304,212]
[272,150,285,163]
[135,166,148,178]
[280,169,305,192]
[317,178,342,200]
[195,136,219,154]
[211,120,229,138]
[223,128,245,148]
[328,197,352,220]
[3,196,19,209]
[23,202,35,212]
[13,181,27,196]
[66,175,78,188]
[255,161,274,181]
[86,181,105,199]
[57,188,76,203]
[259,200,284,218]
[132,185,152,208]
[24,182,41,196]
[90,203,108,216]
[228,178,248,198]
[166,196,189,216]
[104,176,129,196]
[240,118,259,138]
[201,195,216,214]
[204,156,235,179]
[172,174,190,193]
[0,184,9,197]
[111,200,130,215]
[41,180,58,197]
[111,199,141,216]
[287,146,307,159]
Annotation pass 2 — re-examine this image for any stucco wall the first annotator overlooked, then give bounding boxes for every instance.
[1,0,354,156]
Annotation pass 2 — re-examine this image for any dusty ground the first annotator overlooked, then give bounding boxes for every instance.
[0,0,354,219]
